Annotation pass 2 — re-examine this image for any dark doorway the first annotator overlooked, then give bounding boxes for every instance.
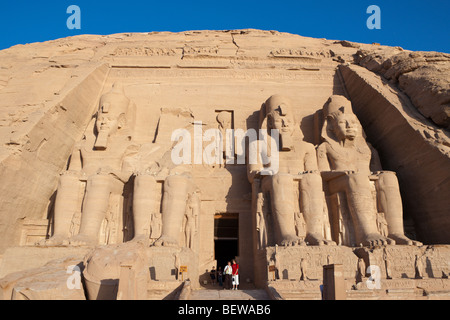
[214,213,239,270]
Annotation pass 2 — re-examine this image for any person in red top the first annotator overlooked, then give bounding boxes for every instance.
[231,259,239,290]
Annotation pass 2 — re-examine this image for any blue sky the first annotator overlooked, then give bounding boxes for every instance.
[0,0,448,52]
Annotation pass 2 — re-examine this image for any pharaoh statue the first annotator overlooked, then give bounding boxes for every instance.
[317,95,422,247]
[154,165,197,247]
[248,95,335,246]
[129,139,199,248]
[39,82,139,246]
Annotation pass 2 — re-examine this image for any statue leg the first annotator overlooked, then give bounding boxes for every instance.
[68,173,119,246]
[154,174,192,247]
[264,173,300,246]
[330,172,391,246]
[38,172,81,246]
[376,171,422,246]
[300,172,335,246]
[132,173,157,243]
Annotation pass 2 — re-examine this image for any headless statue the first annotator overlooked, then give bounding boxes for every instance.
[248,95,335,246]
[39,83,137,246]
[317,95,421,247]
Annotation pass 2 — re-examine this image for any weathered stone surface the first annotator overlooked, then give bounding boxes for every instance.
[356,50,450,128]
[340,64,450,244]
[0,255,87,300]
[0,29,448,300]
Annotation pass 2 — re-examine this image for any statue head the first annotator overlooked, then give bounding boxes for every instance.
[261,95,295,150]
[94,82,130,150]
[321,95,366,145]
[263,95,294,133]
[217,111,231,130]
[323,95,359,142]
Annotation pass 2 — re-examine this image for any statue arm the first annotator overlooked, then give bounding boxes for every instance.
[316,143,331,172]
[303,143,319,172]
[247,162,263,184]
[316,143,349,181]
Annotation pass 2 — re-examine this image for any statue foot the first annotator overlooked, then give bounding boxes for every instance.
[280,235,302,247]
[361,233,394,247]
[67,234,97,246]
[388,233,422,246]
[305,233,336,246]
[154,235,178,247]
[130,234,150,246]
[36,235,67,247]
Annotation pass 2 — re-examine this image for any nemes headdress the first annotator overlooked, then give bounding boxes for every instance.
[320,95,370,153]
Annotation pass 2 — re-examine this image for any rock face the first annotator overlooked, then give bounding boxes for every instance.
[0,255,87,300]
[356,50,450,128]
[0,29,448,300]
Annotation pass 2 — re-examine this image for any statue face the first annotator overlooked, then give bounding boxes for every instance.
[268,110,294,135]
[96,101,126,136]
[96,111,118,135]
[331,112,359,141]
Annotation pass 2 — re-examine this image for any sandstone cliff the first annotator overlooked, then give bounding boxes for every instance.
[0,29,448,254]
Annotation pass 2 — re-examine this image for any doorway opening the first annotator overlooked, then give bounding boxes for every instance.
[214,213,239,270]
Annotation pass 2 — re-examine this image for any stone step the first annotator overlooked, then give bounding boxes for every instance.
[281,290,322,300]
[147,280,184,300]
[188,289,271,300]
[346,290,380,300]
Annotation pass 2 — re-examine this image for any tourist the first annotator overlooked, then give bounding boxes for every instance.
[217,266,223,286]
[223,261,233,290]
[210,266,216,285]
[232,259,239,290]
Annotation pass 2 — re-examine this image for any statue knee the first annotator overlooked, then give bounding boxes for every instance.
[134,173,156,189]
[86,173,120,195]
[377,171,399,189]
[300,171,322,189]
[271,172,292,186]
[165,173,191,190]
[59,171,80,187]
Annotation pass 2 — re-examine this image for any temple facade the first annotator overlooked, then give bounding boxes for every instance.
[0,30,449,300]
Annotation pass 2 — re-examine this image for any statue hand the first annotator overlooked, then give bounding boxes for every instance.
[300,170,319,175]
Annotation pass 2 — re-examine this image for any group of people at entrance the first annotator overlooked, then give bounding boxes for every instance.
[210,259,239,290]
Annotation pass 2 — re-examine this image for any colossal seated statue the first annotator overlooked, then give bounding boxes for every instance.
[248,95,335,247]
[317,95,421,247]
[38,83,138,246]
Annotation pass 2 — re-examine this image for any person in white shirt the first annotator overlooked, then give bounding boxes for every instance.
[223,261,233,290]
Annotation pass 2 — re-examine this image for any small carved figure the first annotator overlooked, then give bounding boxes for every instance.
[300,258,308,281]
[357,258,366,282]
[256,192,268,250]
[383,248,393,279]
[184,191,200,250]
[415,254,425,279]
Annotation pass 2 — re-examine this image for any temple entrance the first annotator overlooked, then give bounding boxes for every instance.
[214,213,239,270]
